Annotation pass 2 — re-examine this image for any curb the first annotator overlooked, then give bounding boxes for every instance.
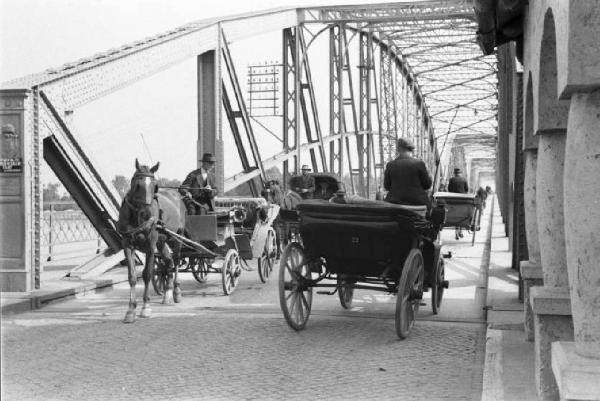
[480,197,506,401]
[1,277,129,315]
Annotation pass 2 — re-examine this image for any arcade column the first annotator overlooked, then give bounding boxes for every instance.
[552,89,600,401]
[530,127,573,401]
[520,133,543,342]
[0,89,36,291]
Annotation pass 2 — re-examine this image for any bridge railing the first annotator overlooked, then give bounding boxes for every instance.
[42,201,104,261]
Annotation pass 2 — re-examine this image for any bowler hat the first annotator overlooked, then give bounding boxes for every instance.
[301,164,311,171]
[454,168,462,174]
[396,138,415,151]
[201,153,216,163]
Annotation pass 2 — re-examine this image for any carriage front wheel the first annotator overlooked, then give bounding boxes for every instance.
[152,257,169,296]
[258,228,277,283]
[279,243,313,330]
[221,249,241,295]
[395,248,425,339]
[338,279,354,309]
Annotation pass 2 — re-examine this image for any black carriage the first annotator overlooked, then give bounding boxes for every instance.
[433,192,482,245]
[278,200,448,339]
[153,197,279,296]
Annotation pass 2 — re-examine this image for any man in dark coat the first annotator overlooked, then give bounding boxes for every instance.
[448,168,469,239]
[383,138,432,208]
[292,165,316,200]
[448,168,469,193]
[180,153,217,215]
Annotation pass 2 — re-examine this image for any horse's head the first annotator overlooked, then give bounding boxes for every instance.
[129,158,160,206]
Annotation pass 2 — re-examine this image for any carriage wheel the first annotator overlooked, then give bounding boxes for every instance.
[279,243,313,330]
[221,249,242,295]
[431,257,446,315]
[258,228,277,283]
[395,249,425,339]
[190,257,209,283]
[338,279,354,309]
[152,257,169,296]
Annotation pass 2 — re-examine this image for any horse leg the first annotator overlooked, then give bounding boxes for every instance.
[140,248,153,318]
[172,240,182,303]
[160,238,175,304]
[123,245,137,323]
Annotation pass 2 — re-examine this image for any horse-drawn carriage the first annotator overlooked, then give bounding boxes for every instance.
[152,197,279,296]
[278,199,448,339]
[433,192,482,245]
[118,160,279,323]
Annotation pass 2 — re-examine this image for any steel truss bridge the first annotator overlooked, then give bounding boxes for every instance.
[1,0,497,265]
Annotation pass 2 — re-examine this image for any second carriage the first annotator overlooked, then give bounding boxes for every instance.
[153,197,279,296]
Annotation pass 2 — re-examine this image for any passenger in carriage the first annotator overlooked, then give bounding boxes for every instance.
[292,164,316,200]
[179,153,218,215]
[383,138,433,209]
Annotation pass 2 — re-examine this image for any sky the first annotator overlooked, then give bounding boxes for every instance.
[0,0,412,189]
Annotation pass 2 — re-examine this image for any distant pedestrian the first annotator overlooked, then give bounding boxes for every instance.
[476,186,487,209]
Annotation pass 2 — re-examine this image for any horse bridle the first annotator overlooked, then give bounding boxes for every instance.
[120,172,159,238]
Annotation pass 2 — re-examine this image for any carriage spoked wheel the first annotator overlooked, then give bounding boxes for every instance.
[431,257,446,315]
[279,243,313,330]
[221,249,242,295]
[190,257,209,284]
[152,257,169,296]
[395,249,425,339]
[337,278,354,309]
[258,228,277,283]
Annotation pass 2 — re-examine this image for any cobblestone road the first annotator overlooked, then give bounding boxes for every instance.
[2,210,490,401]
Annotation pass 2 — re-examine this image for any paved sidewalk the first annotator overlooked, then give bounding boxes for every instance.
[481,198,537,401]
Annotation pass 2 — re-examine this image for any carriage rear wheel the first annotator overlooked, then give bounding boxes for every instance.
[190,257,209,284]
[338,279,354,309]
[431,257,446,315]
[395,248,425,339]
[152,257,169,296]
[221,249,241,295]
[258,228,277,283]
[279,243,313,330]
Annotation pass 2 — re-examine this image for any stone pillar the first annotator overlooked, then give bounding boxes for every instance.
[531,128,573,400]
[535,130,568,288]
[197,49,224,195]
[521,148,543,341]
[0,90,34,292]
[552,90,600,401]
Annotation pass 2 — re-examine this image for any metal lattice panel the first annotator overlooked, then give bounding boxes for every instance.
[306,0,498,167]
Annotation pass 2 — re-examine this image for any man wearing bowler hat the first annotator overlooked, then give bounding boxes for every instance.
[292,164,316,200]
[383,138,432,208]
[180,153,218,215]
